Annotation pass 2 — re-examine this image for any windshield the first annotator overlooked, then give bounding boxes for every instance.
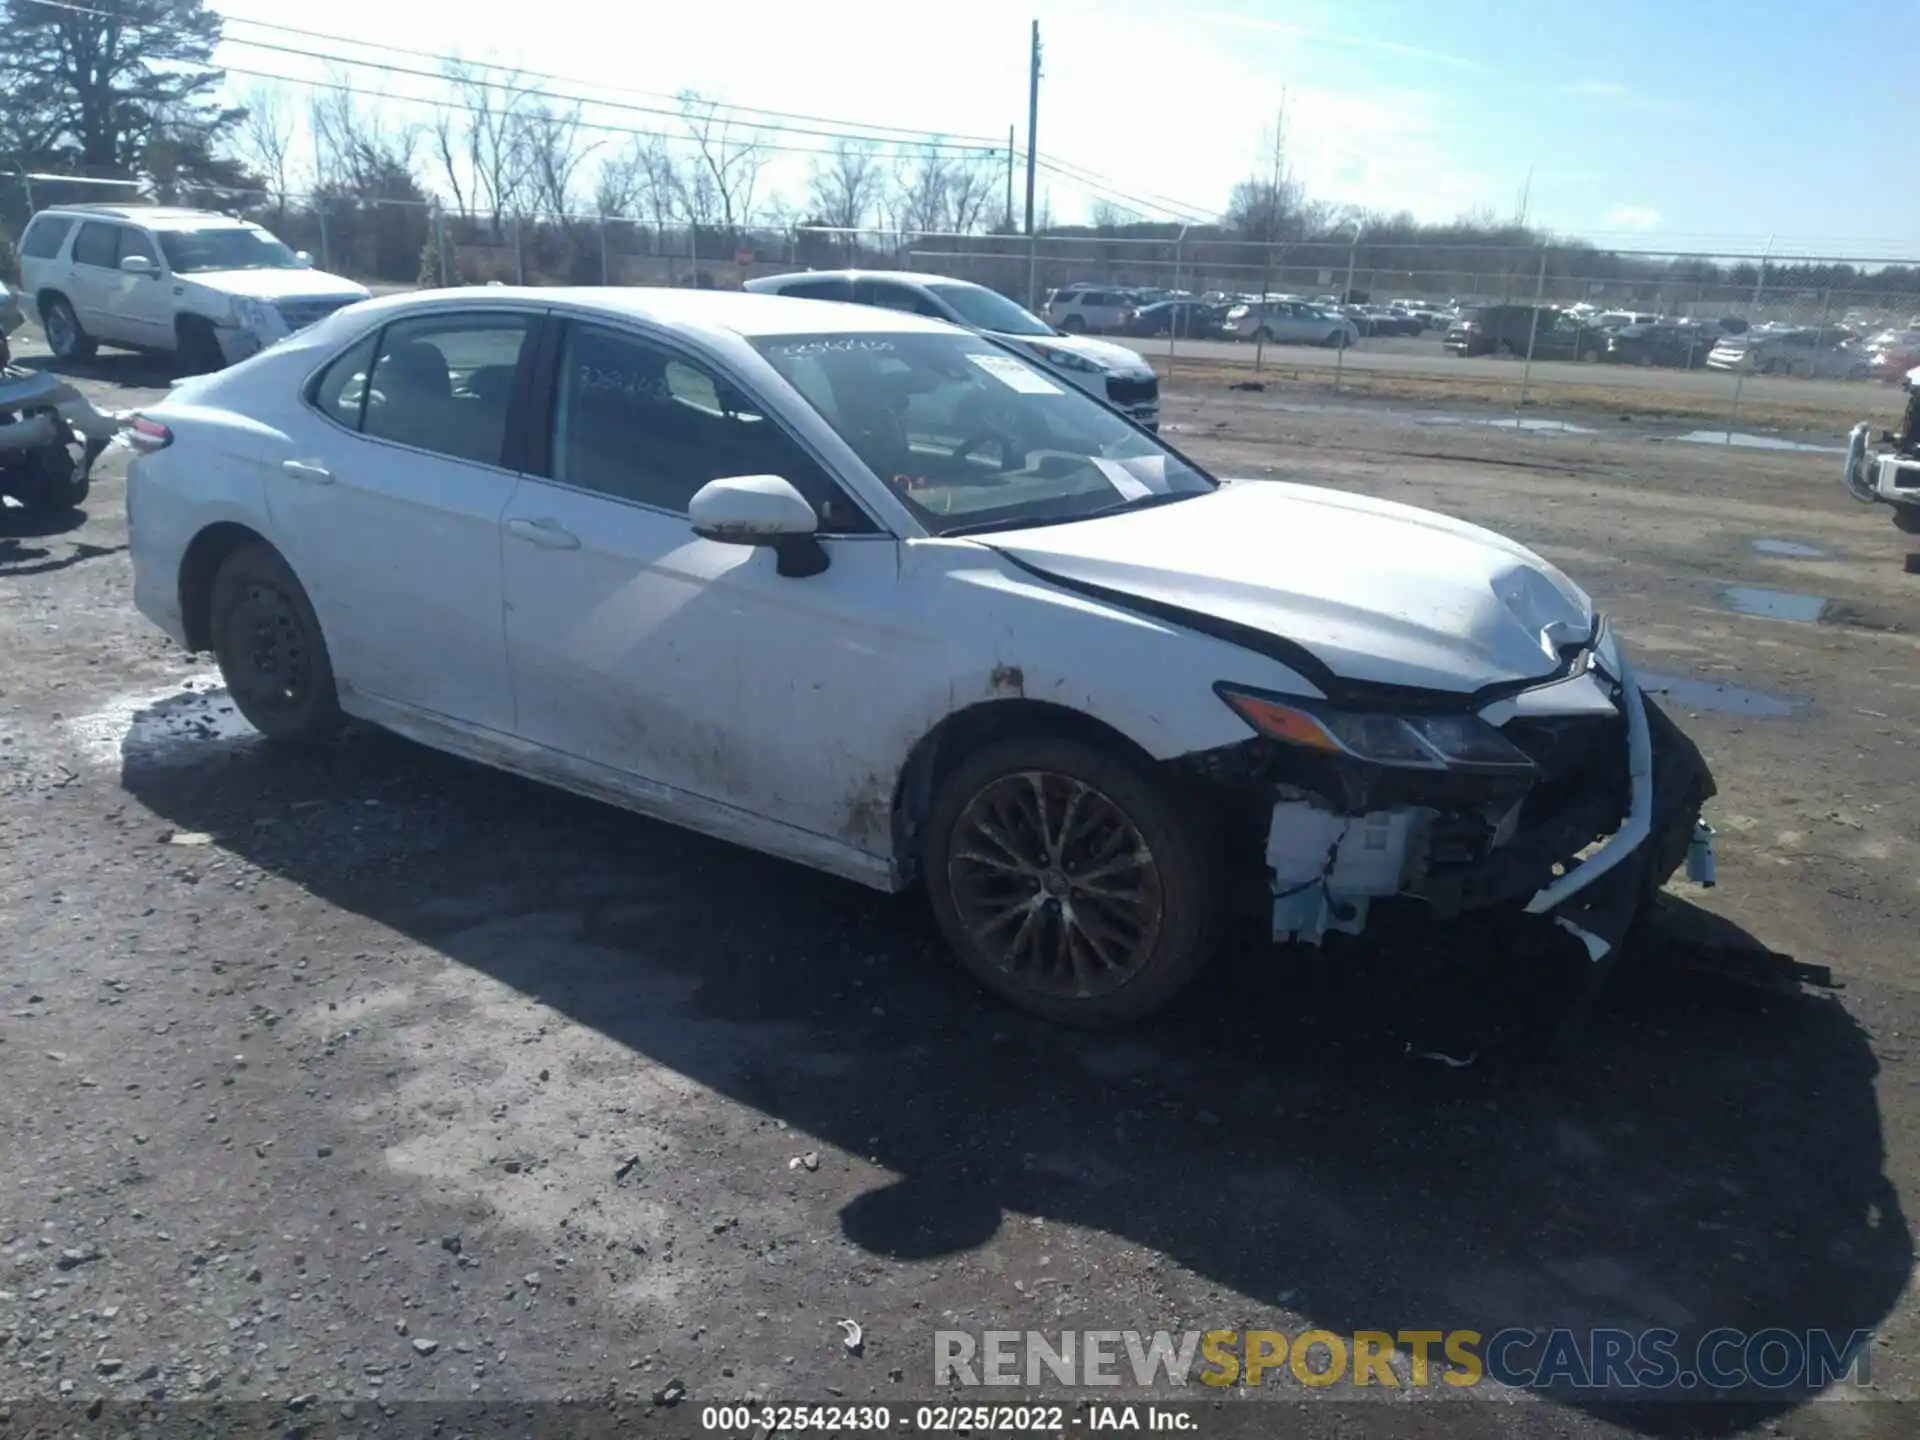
[158,227,300,274]
[752,331,1213,537]
[925,283,1054,337]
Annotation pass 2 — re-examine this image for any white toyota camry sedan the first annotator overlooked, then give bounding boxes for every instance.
[125,287,1717,1027]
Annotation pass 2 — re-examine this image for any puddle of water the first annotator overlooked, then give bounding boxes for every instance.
[1670,430,1847,454]
[1751,537,1827,559]
[1721,585,1828,623]
[1418,415,1597,434]
[67,673,259,767]
[1638,671,1805,718]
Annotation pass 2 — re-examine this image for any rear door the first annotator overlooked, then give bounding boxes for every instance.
[264,307,538,732]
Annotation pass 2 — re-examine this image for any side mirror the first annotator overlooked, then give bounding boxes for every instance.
[293,251,314,269]
[120,254,155,277]
[689,474,829,578]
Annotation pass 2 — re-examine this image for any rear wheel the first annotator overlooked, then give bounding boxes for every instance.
[1323,330,1350,349]
[1251,326,1274,344]
[1060,314,1087,334]
[40,295,96,362]
[208,543,345,744]
[921,736,1222,1027]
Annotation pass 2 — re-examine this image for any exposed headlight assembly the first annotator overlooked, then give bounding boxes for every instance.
[229,296,280,336]
[1026,342,1103,374]
[1217,685,1536,772]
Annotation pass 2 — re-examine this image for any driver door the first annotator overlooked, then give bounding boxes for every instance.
[500,318,913,846]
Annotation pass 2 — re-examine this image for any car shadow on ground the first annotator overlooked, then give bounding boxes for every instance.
[117,699,1908,1432]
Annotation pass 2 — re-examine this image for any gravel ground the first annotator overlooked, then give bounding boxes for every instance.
[2,336,1917,1438]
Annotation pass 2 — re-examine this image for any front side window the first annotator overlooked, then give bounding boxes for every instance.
[360,313,532,466]
[118,229,159,267]
[752,331,1213,537]
[158,227,300,274]
[549,322,872,532]
[21,216,75,260]
[71,223,120,269]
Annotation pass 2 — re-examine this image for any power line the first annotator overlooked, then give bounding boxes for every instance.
[218,63,986,162]
[24,0,1006,149]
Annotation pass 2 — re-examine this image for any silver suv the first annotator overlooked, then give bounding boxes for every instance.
[17,205,369,370]
[1223,297,1360,348]
[1042,285,1141,335]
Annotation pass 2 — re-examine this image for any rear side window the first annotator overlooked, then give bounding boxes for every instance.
[21,215,75,260]
[852,280,944,318]
[71,223,120,268]
[309,333,381,431]
[361,313,533,466]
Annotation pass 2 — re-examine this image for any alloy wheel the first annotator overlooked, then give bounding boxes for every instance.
[946,771,1165,999]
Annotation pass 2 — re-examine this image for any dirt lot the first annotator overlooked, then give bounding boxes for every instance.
[2,337,1918,1437]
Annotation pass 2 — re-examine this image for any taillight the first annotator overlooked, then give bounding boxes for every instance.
[127,416,173,453]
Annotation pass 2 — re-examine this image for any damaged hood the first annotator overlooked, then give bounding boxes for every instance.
[989,478,1596,695]
[177,268,370,302]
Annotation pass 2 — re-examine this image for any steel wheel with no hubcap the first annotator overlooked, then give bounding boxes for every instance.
[947,771,1165,1000]
[220,578,315,717]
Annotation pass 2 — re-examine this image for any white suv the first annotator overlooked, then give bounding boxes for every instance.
[17,205,370,370]
[1042,285,1141,335]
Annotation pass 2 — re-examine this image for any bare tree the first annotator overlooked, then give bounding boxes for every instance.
[440,60,536,236]
[515,102,595,220]
[1089,198,1127,232]
[890,146,953,236]
[677,91,765,240]
[234,84,295,224]
[807,139,884,232]
[946,159,996,235]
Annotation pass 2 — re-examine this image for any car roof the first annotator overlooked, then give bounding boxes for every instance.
[36,204,260,230]
[342,285,961,340]
[745,269,981,295]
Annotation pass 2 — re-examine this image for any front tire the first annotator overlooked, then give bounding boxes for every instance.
[2,440,89,513]
[921,736,1221,1027]
[1060,315,1087,334]
[176,317,225,374]
[1251,326,1274,344]
[41,295,96,362]
[208,543,345,744]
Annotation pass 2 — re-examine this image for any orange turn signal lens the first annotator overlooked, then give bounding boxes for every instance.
[1218,691,1344,754]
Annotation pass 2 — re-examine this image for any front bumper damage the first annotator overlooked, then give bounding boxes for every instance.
[1194,650,1717,967]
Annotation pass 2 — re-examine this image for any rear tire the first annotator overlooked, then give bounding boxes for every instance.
[1324,330,1350,349]
[921,735,1222,1028]
[40,295,96,362]
[1252,326,1274,344]
[208,543,345,745]
[1060,315,1087,334]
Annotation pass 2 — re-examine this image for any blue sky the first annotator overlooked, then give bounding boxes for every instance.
[210,0,1916,253]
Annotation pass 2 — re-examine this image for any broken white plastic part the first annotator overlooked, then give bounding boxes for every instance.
[1555,916,1612,964]
[1525,652,1653,917]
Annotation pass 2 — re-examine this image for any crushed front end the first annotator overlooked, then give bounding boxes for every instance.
[1178,627,1717,969]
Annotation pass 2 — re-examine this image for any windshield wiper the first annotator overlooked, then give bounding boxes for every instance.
[937,489,1197,538]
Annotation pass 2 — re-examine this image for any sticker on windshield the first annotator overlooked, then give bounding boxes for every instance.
[966,353,1065,395]
[1093,455,1171,502]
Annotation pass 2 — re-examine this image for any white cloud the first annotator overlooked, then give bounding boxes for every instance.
[1604,205,1662,232]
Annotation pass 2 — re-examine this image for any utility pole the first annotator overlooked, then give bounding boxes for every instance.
[1253,94,1285,373]
[1024,19,1042,308]
[1005,124,1015,232]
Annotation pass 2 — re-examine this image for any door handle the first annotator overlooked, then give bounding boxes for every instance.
[281,459,334,484]
[506,517,581,550]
